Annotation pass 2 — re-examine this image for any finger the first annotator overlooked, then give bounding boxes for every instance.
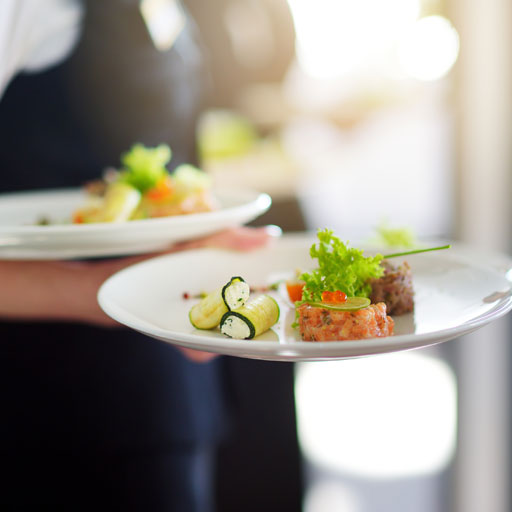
[179,347,219,363]
[171,225,282,252]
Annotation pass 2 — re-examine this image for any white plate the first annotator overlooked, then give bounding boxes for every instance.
[0,187,271,259]
[98,233,512,362]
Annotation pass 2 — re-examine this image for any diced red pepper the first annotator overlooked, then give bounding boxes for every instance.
[145,176,174,201]
[73,212,84,224]
[286,281,305,302]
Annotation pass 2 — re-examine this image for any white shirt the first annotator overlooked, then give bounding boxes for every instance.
[0,0,83,97]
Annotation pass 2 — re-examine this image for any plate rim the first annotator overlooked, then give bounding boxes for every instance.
[0,186,271,235]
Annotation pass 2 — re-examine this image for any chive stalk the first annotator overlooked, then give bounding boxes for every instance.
[383,244,451,259]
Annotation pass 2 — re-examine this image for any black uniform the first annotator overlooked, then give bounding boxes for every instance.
[0,2,227,509]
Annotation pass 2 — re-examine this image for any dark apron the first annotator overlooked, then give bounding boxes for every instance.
[0,2,227,508]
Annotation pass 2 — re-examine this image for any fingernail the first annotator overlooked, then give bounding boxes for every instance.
[264,224,283,238]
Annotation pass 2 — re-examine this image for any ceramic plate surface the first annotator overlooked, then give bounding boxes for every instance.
[0,187,271,259]
[98,234,512,361]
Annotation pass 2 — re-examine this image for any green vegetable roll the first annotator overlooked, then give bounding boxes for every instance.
[189,277,249,330]
[220,295,280,339]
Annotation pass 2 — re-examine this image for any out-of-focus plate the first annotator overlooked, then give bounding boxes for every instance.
[97,234,512,361]
[0,187,271,259]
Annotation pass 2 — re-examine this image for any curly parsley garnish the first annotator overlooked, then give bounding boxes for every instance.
[300,229,384,301]
[118,143,172,193]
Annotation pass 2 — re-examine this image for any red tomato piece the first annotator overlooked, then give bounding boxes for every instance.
[286,281,305,302]
[145,176,174,201]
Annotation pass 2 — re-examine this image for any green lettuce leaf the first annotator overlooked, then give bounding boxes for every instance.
[300,228,384,300]
[375,221,416,248]
[118,143,171,192]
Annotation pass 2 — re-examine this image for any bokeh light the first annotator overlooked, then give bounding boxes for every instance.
[287,0,421,79]
[287,1,458,83]
[295,353,457,479]
[398,16,460,81]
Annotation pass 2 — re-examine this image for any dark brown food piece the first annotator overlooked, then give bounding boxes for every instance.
[370,260,414,315]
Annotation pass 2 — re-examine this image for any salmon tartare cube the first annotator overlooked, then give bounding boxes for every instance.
[297,302,394,342]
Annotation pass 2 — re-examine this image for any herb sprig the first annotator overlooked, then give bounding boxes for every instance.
[299,229,384,301]
[118,143,172,193]
[299,229,451,302]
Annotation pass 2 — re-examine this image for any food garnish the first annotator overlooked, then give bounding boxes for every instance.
[285,280,305,303]
[73,143,216,224]
[118,143,172,193]
[299,228,384,302]
[304,297,370,312]
[297,229,450,303]
[321,290,347,303]
[383,245,451,259]
[375,221,416,248]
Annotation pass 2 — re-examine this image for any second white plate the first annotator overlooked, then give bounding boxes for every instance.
[0,187,271,259]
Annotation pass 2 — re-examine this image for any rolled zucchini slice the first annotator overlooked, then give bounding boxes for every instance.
[220,295,280,339]
[189,276,250,330]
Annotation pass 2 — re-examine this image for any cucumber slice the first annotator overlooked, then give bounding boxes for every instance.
[100,182,141,222]
[172,164,212,198]
[220,295,280,340]
[189,277,249,330]
[305,297,371,312]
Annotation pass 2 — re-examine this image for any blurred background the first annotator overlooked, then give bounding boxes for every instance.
[183,0,512,510]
